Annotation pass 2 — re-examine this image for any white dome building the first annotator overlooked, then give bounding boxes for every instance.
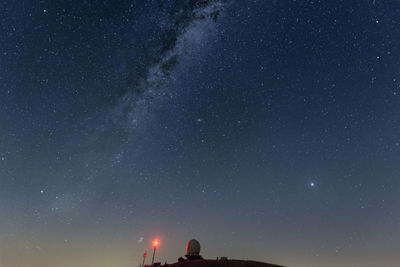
[185,239,203,260]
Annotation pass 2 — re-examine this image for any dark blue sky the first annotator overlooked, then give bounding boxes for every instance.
[1,1,400,266]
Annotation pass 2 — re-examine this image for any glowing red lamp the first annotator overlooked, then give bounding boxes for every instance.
[151,239,160,265]
[153,240,159,248]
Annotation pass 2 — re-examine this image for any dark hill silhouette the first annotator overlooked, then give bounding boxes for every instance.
[144,239,286,267]
[149,259,285,267]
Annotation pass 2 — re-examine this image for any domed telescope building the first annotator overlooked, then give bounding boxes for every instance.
[185,239,203,261]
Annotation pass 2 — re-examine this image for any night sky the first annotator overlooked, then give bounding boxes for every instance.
[1,1,400,266]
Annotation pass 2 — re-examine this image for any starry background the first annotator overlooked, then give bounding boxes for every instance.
[1,0,400,267]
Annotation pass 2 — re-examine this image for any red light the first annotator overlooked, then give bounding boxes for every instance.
[153,239,159,248]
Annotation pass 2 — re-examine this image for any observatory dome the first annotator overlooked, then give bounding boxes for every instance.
[186,239,201,256]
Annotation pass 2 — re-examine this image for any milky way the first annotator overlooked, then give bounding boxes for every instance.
[114,0,230,127]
